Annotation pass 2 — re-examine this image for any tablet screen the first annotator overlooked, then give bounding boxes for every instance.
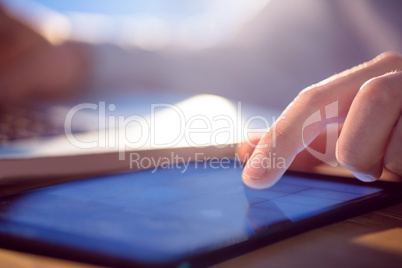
[0,160,384,265]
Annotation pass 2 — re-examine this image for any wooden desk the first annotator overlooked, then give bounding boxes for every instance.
[214,202,402,268]
[1,201,401,268]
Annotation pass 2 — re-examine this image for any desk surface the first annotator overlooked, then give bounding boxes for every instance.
[1,200,401,268]
[214,201,402,268]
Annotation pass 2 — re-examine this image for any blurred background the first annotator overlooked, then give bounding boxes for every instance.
[1,0,401,110]
[2,0,269,49]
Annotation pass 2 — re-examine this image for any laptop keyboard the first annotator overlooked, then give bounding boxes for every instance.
[0,104,68,145]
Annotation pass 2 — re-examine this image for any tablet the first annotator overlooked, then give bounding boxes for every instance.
[0,160,400,267]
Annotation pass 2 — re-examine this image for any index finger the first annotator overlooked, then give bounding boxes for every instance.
[242,52,402,189]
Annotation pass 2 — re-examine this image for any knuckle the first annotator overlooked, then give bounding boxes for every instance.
[375,51,402,69]
[296,86,327,107]
[359,75,400,108]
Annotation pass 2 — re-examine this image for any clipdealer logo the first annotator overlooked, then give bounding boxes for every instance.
[64,101,277,161]
[63,100,340,170]
[301,101,339,167]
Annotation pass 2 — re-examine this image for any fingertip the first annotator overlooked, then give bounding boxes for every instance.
[242,172,279,189]
[241,152,284,189]
[242,153,267,178]
[235,136,262,163]
[351,172,379,183]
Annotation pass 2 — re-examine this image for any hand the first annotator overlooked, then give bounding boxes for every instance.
[241,52,402,189]
[0,7,87,103]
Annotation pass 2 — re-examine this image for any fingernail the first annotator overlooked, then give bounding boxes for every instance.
[352,172,377,182]
[243,153,267,180]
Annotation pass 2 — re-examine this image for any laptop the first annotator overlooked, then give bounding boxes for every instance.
[0,91,282,185]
